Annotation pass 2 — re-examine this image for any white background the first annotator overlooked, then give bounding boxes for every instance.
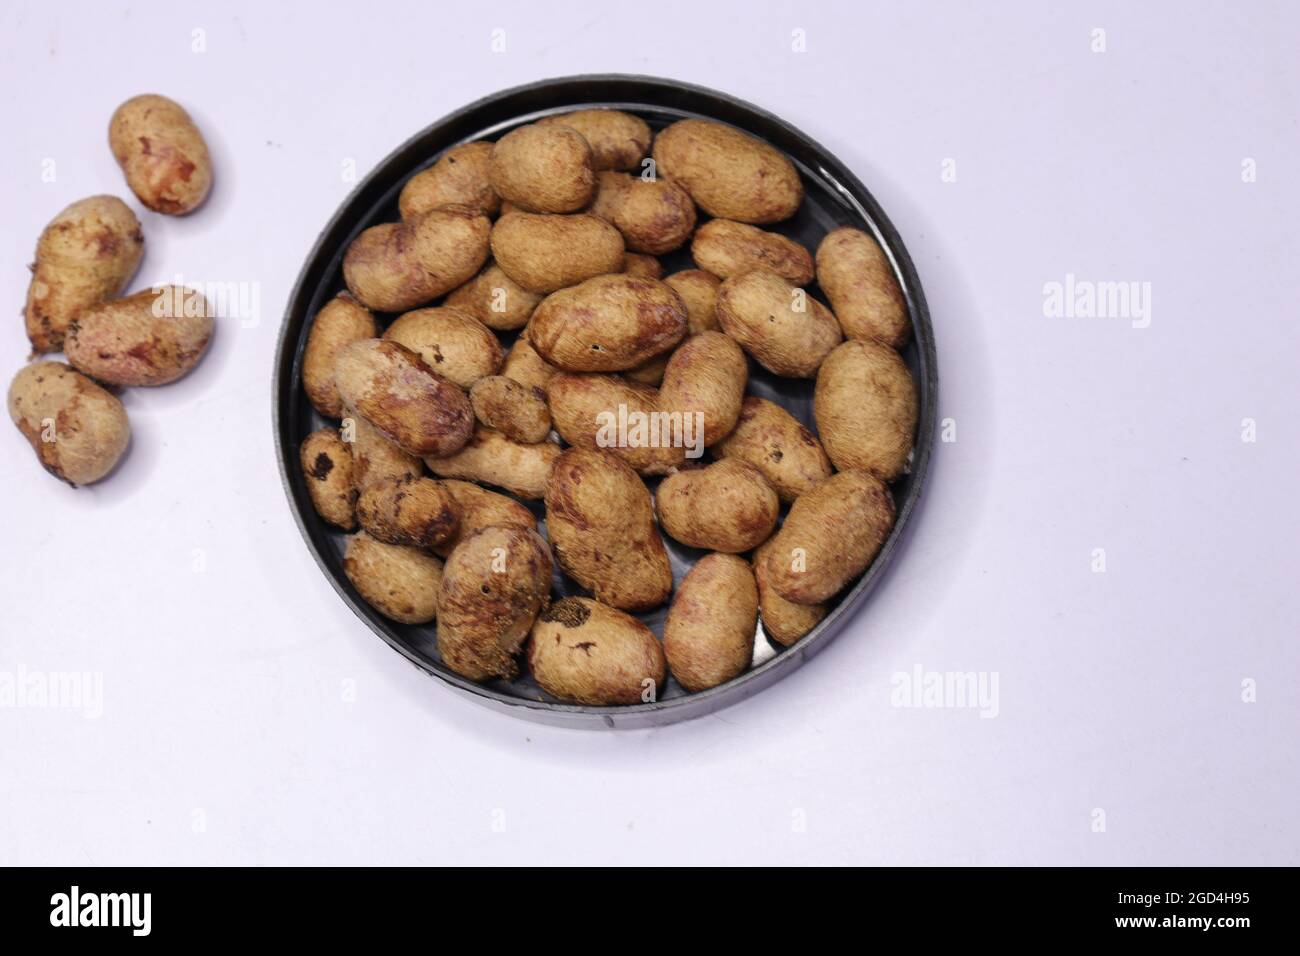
[2,0,1296,865]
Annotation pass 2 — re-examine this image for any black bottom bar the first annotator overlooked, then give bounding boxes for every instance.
[0,867,1279,942]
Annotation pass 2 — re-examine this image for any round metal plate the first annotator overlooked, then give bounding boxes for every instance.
[273,74,938,728]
